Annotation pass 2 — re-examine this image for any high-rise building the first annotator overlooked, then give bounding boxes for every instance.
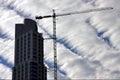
[12,19,47,80]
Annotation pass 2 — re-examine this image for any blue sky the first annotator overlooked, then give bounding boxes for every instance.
[0,0,120,79]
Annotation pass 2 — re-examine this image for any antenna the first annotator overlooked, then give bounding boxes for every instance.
[36,7,113,80]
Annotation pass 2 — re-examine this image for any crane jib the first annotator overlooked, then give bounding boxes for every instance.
[56,7,113,17]
[36,7,113,19]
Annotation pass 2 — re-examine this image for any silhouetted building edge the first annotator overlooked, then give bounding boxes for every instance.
[12,18,47,80]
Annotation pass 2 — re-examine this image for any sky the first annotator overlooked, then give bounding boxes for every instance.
[0,0,120,79]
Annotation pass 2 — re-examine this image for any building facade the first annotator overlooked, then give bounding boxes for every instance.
[12,19,47,80]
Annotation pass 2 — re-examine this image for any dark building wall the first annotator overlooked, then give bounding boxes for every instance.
[15,19,37,38]
[12,19,47,80]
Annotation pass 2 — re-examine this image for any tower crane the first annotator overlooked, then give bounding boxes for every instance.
[35,7,113,80]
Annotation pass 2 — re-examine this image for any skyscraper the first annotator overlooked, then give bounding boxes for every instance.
[12,19,47,80]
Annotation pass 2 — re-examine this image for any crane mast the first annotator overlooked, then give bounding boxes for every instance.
[35,7,113,80]
[53,9,57,80]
